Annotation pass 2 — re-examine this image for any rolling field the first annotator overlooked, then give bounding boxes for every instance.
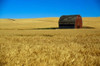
[0,17,100,66]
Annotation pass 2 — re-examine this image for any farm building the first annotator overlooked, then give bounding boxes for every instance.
[59,15,82,28]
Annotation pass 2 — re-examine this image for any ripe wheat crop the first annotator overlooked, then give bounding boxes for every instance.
[0,17,100,66]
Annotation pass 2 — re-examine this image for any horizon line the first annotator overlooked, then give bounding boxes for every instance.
[0,16,100,19]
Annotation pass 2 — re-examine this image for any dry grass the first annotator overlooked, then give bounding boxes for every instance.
[0,17,100,66]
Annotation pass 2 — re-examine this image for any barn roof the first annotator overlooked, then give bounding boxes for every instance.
[59,15,81,23]
[60,15,80,17]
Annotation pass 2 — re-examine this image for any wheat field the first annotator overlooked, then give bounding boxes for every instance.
[0,17,100,66]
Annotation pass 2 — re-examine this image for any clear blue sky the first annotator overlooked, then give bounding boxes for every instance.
[0,0,100,18]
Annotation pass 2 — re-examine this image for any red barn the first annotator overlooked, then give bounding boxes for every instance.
[59,15,82,28]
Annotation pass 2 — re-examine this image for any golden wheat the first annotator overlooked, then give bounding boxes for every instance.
[0,17,100,66]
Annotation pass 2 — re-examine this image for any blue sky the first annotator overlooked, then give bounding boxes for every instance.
[0,0,100,18]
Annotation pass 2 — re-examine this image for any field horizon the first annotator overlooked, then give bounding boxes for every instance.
[0,17,100,29]
[0,17,100,66]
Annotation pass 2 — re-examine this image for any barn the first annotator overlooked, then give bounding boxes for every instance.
[59,15,82,28]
